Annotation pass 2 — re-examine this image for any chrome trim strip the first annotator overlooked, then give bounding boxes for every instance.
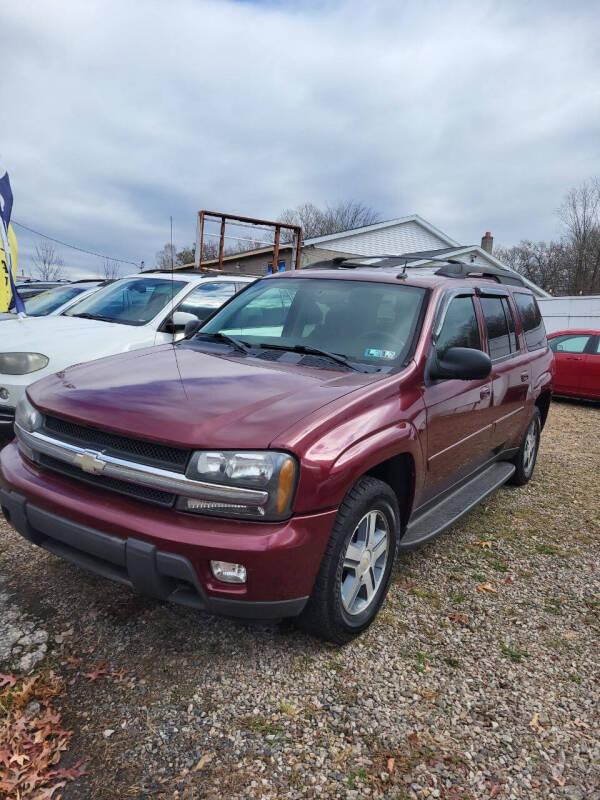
[494,406,524,426]
[15,424,269,505]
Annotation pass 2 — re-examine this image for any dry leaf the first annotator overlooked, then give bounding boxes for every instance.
[476,584,497,593]
[447,612,469,624]
[0,673,17,689]
[83,661,108,681]
[551,775,566,787]
[474,540,492,548]
[572,718,589,729]
[529,713,541,731]
[387,757,395,773]
[194,752,215,772]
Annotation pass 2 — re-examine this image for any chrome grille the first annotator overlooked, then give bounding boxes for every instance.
[43,415,189,472]
[38,453,176,507]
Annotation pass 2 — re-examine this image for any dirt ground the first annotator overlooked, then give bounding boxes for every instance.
[1,399,599,800]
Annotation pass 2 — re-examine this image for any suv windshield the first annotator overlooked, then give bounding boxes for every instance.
[197,277,427,368]
[17,285,91,316]
[65,278,187,326]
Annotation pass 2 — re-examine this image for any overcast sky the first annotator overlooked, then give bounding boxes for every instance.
[2,0,599,278]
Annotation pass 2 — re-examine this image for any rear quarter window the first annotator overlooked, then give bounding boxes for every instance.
[513,293,547,351]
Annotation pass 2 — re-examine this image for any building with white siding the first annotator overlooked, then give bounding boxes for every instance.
[188,213,549,298]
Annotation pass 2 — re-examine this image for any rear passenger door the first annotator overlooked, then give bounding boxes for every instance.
[477,290,529,450]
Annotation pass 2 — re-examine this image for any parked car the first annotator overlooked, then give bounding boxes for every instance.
[0,280,108,321]
[0,271,254,436]
[0,259,554,642]
[547,329,600,400]
[9,280,69,306]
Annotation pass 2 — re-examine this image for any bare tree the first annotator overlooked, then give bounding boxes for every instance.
[278,201,381,240]
[32,241,65,280]
[495,240,570,295]
[101,258,121,280]
[558,179,600,294]
[155,243,177,269]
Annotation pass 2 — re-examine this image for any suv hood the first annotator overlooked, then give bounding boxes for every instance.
[28,344,383,450]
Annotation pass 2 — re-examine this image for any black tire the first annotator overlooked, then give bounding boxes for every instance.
[510,407,541,486]
[296,476,400,644]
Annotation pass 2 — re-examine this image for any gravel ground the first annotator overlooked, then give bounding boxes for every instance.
[1,399,598,800]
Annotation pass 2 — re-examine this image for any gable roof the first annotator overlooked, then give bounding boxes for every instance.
[304,214,460,248]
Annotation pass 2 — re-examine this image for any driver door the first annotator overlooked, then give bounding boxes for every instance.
[155,282,237,344]
[421,292,493,503]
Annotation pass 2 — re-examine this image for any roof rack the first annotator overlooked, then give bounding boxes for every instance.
[304,254,526,287]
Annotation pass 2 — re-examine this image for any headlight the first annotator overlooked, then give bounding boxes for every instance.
[15,394,43,433]
[177,450,298,521]
[0,352,49,375]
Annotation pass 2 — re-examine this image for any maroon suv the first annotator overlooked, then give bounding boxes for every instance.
[0,258,554,642]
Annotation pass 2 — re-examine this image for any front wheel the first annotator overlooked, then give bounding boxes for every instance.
[296,476,399,643]
[510,407,541,486]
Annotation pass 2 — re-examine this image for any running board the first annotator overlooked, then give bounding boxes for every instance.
[399,462,516,550]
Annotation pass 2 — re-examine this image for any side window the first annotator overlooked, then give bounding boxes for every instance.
[549,334,591,354]
[176,282,236,322]
[480,296,512,361]
[514,293,547,351]
[502,297,518,353]
[436,296,481,354]
[596,337,600,355]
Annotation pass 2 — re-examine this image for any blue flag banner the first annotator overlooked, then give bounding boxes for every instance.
[0,168,25,314]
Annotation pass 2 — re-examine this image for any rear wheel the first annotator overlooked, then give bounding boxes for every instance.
[510,407,541,486]
[296,476,399,643]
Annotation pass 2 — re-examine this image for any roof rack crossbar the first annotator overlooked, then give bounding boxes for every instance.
[303,253,526,287]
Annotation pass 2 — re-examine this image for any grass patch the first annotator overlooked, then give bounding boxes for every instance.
[491,561,509,573]
[544,598,563,615]
[501,642,529,663]
[240,713,285,737]
[443,656,461,669]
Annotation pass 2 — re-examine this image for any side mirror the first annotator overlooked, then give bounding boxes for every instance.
[429,346,492,381]
[184,318,203,338]
[167,311,198,333]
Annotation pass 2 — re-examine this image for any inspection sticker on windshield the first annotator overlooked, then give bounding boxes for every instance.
[364,348,396,360]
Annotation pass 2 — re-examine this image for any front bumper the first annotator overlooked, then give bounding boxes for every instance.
[0,443,337,619]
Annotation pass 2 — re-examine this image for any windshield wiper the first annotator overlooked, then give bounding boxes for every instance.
[257,343,368,372]
[69,312,115,322]
[194,331,252,355]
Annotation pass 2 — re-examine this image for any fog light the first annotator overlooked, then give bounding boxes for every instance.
[210,560,247,584]
[0,388,8,401]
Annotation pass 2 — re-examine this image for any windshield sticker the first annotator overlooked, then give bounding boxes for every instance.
[364,348,396,360]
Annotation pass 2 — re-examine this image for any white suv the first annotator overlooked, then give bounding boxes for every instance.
[0,271,254,435]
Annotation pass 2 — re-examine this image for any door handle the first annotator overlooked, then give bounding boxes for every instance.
[520,372,529,382]
[480,386,491,399]
[566,356,582,361]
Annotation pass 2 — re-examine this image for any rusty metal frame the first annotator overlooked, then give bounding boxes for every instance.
[196,210,302,273]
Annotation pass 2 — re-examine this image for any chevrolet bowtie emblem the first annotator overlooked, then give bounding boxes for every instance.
[73,450,106,475]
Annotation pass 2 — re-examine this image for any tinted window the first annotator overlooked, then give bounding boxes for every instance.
[436,296,481,354]
[200,278,427,367]
[549,334,591,354]
[514,293,547,350]
[480,296,512,360]
[177,282,237,322]
[503,297,518,353]
[596,337,600,355]
[65,278,187,326]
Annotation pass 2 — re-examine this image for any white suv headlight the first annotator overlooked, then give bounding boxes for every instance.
[177,450,297,520]
[0,352,49,375]
[14,394,43,433]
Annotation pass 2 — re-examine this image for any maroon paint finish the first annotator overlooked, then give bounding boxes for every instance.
[0,443,336,602]
[1,270,556,610]
[548,329,600,400]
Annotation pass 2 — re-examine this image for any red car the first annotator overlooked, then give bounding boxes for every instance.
[1,259,554,642]
[548,329,600,400]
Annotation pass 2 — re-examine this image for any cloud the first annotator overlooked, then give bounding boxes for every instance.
[2,0,599,277]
